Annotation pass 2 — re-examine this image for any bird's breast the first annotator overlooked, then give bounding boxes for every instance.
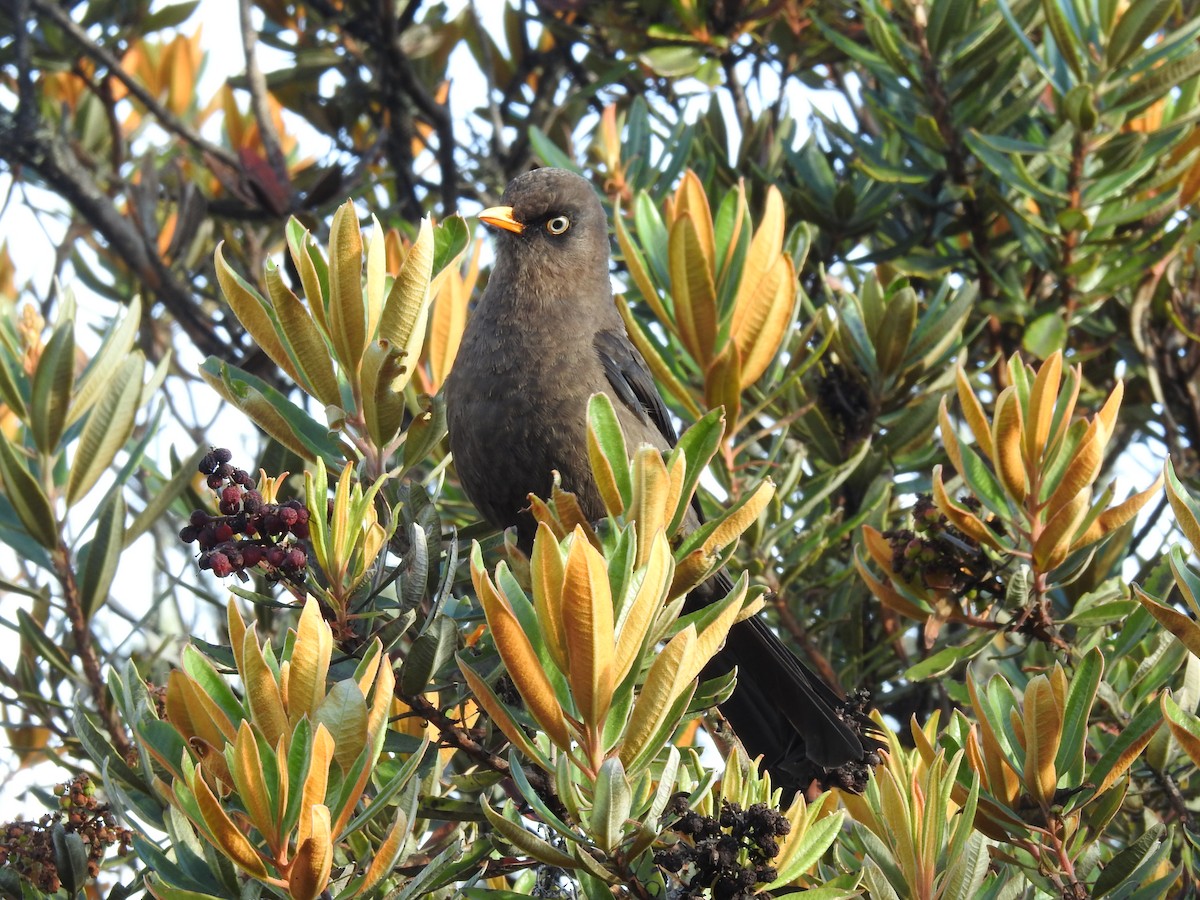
[446,308,606,537]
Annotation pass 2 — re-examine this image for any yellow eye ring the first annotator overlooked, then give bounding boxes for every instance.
[546,215,570,235]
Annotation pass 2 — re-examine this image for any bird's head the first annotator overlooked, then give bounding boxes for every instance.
[476,168,611,292]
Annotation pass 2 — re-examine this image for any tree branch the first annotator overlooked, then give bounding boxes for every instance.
[238,0,292,201]
[28,0,239,169]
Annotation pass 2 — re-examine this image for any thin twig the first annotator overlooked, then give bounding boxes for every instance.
[238,0,292,198]
[53,544,134,760]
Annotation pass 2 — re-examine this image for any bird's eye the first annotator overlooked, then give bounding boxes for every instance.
[546,215,571,235]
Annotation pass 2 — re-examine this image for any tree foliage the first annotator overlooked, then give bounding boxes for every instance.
[1,0,1200,896]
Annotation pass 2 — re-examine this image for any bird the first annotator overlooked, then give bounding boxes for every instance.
[444,167,877,796]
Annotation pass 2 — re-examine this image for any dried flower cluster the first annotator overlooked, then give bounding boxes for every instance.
[0,775,132,893]
[179,448,309,581]
[655,796,790,900]
[885,494,1003,601]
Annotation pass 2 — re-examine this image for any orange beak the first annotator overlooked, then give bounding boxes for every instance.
[477,205,524,234]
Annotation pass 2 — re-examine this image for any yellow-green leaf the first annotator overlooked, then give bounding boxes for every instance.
[472,546,572,750]
[932,467,1005,551]
[286,224,329,335]
[672,171,715,266]
[314,679,368,772]
[1024,350,1062,467]
[231,721,279,849]
[364,215,386,340]
[288,597,332,725]
[1034,488,1090,572]
[1166,458,1200,554]
[955,367,993,458]
[188,762,268,877]
[669,213,718,366]
[214,243,300,385]
[616,213,673,331]
[265,262,341,408]
[700,479,774,557]
[530,522,569,675]
[703,342,741,440]
[360,339,407,448]
[1162,692,1200,767]
[621,625,696,768]
[1134,586,1200,658]
[352,806,409,897]
[631,447,671,568]
[614,531,674,685]
[379,217,435,393]
[1022,676,1061,808]
[297,725,335,847]
[991,387,1027,503]
[616,296,703,418]
[1045,422,1103,514]
[482,799,578,869]
[242,626,289,745]
[326,201,367,376]
[67,295,141,428]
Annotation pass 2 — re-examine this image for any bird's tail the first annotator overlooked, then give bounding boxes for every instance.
[698,574,881,797]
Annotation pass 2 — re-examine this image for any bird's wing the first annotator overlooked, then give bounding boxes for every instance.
[594,328,678,446]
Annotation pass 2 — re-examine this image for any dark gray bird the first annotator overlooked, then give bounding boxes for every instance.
[445,167,876,795]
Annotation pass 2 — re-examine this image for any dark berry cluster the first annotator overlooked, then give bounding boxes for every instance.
[654,796,790,900]
[884,494,1004,601]
[0,775,132,894]
[179,448,309,582]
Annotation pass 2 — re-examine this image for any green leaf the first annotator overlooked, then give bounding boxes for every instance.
[66,355,143,507]
[432,215,470,276]
[314,679,369,772]
[76,491,125,620]
[68,296,141,429]
[1092,824,1165,896]
[199,357,345,465]
[904,629,997,680]
[126,446,206,545]
[668,408,723,535]
[29,322,74,454]
[1022,312,1067,358]
[763,809,844,889]
[1115,48,1200,110]
[527,127,581,172]
[399,615,457,695]
[587,393,632,512]
[0,353,25,421]
[17,608,75,678]
[402,393,447,475]
[0,438,57,548]
[1106,0,1176,69]
[71,692,142,787]
[1043,0,1084,80]
[141,0,199,30]
[591,757,631,852]
[639,45,703,77]
[1088,699,1163,793]
[1057,648,1103,783]
[482,799,578,868]
[50,824,88,895]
